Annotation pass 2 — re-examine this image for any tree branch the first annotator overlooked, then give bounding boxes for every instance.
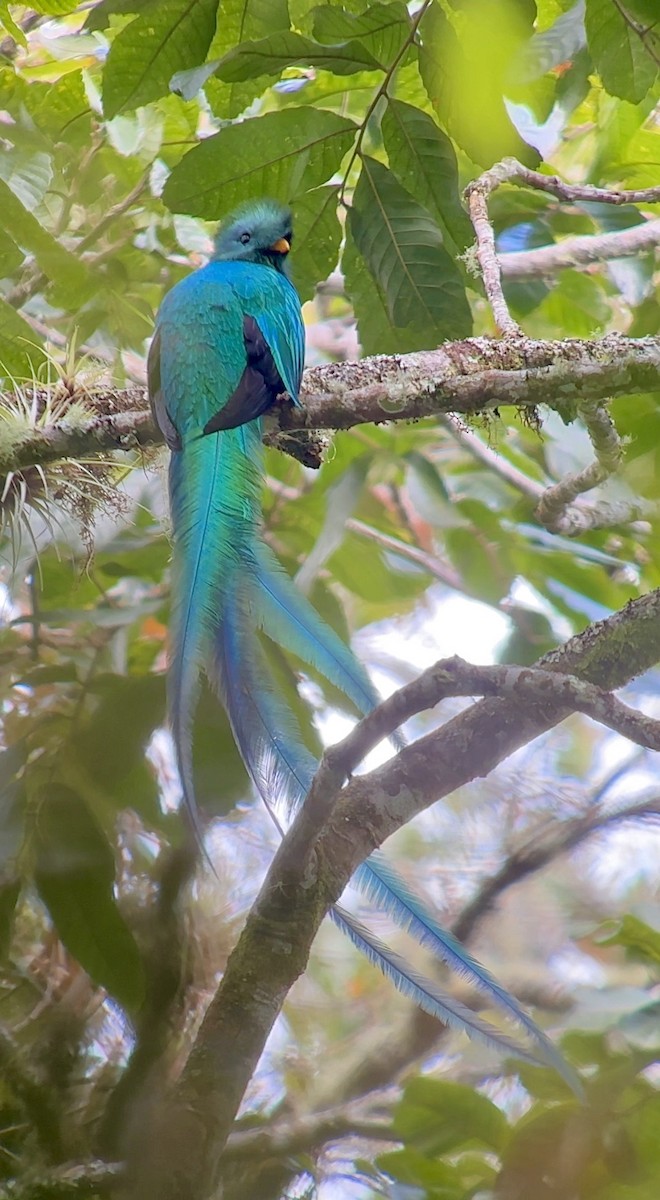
[224,1099,394,1163]
[499,217,660,280]
[0,1161,123,1199]
[533,396,644,534]
[124,588,660,1199]
[465,185,522,336]
[284,657,660,869]
[3,335,660,474]
[468,159,660,209]
[464,160,660,335]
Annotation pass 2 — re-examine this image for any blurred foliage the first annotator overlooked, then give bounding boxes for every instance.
[0,0,659,1197]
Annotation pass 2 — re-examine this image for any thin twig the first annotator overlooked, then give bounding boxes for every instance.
[464,185,523,336]
[224,1099,395,1163]
[499,217,660,279]
[5,173,150,311]
[453,792,660,944]
[346,516,465,591]
[464,159,660,333]
[266,473,474,596]
[76,173,151,256]
[471,158,660,208]
[533,397,648,534]
[439,415,544,504]
[338,0,433,206]
[441,413,655,537]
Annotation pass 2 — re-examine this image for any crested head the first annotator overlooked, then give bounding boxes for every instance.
[213,198,294,271]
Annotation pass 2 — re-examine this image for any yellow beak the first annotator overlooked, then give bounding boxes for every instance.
[269,237,290,254]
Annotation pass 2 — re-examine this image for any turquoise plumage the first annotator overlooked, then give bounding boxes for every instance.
[149,199,580,1094]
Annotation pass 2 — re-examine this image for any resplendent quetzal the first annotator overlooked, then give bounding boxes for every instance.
[148,198,579,1091]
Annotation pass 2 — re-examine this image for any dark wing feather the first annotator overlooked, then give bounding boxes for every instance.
[203,315,284,435]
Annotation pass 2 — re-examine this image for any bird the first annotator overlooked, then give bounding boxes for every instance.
[148,197,580,1094]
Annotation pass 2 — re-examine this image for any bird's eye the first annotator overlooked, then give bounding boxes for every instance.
[239,232,251,245]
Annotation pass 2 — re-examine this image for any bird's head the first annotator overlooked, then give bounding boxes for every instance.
[213,199,293,271]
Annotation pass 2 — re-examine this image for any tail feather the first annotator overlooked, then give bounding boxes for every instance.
[355,854,581,1092]
[168,440,226,844]
[244,548,581,1085]
[213,587,559,1068]
[168,426,261,844]
[207,558,582,1094]
[170,431,579,1093]
[331,906,543,1064]
[214,570,317,810]
[251,541,379,716]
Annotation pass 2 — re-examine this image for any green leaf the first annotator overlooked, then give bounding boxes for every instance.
[381,97,473,253]
[189,682,251,818]
[0,297,46,380]
[37,555,101,613]
[376,1148,463,1193]
[0,880,20,960]
[212,31,382,82]
[204,0,290,118]
[343,224,432,355]
[0,744,26,875]
[498,1104,585,1196]
[291,185,342,302]
[394,1078,509,1156]
[312,1,411,67]
[73,674,163,822]
[0,2,27,46]
[585,0,658,102]
[348,157,472,342]
[530,269,610,338]
[34,784,145,1012]
[0,179,89,301]
[328,523,430,615]
[175,28,383,95]
[292,0,371,29]
[618,1000,660,1049]
[597,915,660,968]
[25,0,81,12]
[445,523,513,604]
[85,0,152,32]
[0,145,52,211]
[625,0,660,20]
[102,0,219,119]
[162,107,357,218]
[15,664,79,687]
[24,74,93,145]
[405,451,470,529]
[419,0,539,168]
[516,1059,582,1101]
[296,459,369,593]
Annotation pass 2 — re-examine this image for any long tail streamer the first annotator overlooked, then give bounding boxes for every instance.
[170,420,582,1097]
